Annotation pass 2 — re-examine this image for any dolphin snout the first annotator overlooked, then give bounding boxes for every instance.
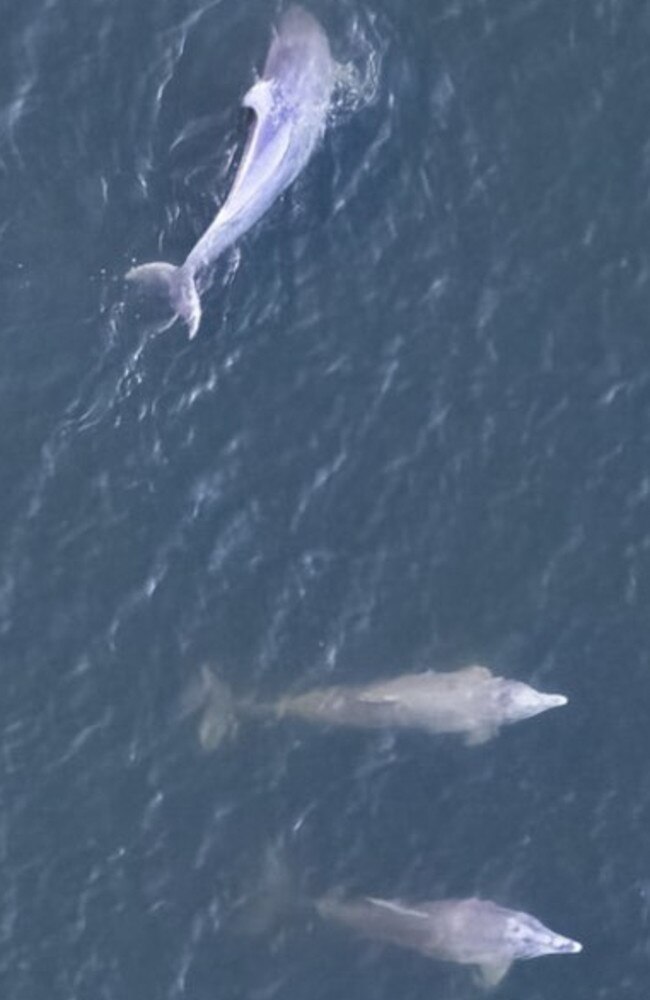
[543,693,568,709]
[506,684,569,721]
[551,934,582,954]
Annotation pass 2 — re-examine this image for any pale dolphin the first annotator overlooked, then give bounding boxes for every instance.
[316,895,582,987]
[186,664,568,750]
[127,6,336,338]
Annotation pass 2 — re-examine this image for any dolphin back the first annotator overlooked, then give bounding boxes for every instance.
[316,896,437,956]
[227,6,334,213]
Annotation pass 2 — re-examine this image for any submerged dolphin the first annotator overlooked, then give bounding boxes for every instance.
[127,6,335,338]
[185,664,568,751]
[316,894,582,987]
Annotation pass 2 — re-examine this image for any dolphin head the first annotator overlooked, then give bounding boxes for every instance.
[504,911,582,959]
[496,679,568,724]
[265,6,334,114]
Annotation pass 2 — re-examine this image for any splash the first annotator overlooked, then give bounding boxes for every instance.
[329,12,385,122]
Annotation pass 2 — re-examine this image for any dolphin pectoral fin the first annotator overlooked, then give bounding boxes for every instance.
[475,959,512,989]
[464,725,498,747]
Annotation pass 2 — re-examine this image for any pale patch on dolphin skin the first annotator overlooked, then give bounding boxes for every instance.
[316,894,582,988]
[185,663,569,751]
[127,6,336,338]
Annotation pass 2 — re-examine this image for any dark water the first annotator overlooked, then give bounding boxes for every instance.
[2,0,650,997]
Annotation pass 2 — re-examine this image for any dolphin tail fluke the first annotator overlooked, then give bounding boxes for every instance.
[232,841,307,937]
[126,261,202,339]
[179,665,239,751]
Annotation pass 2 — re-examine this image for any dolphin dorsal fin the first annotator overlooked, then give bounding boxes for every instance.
[358,692,400,705]
[366,898,429,920]
[242,78,274,118]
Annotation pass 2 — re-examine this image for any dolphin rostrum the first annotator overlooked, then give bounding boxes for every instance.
[316,894,582,987]
[127,6,335,338]
[184,664,568,751]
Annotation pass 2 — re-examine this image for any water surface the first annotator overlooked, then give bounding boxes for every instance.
[1,1,650,998]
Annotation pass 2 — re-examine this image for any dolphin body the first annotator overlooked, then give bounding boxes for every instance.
[127,7,335,338]
[186,664,568,751]
[316,895,582,987]
[272,666,568,745]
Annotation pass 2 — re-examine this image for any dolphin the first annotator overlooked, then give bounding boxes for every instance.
[316,895,582,987]
[127,6,336,338]
[186,664,568,751]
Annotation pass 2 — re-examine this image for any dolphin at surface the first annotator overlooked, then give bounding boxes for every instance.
[127,6,336,338]
[185,664,568,751]
[316,895,582,987]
